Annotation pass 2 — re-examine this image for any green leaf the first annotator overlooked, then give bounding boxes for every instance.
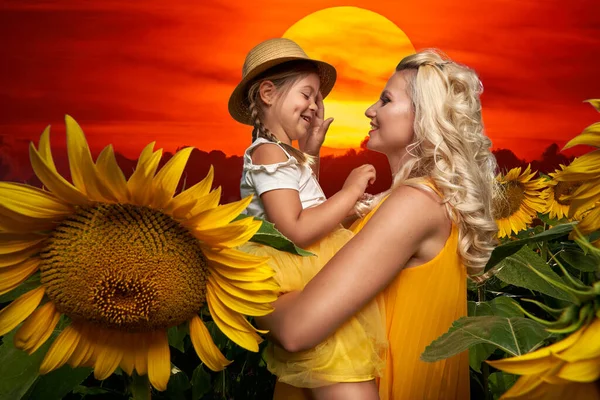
[488,371,519,400]
[165,366,190,400]
[168,325,188,353]
[191,365,211,400]
[0,273,41,304]
[72,385,112,395]
[467,297,523,372]
[560,250,599,272]
[239,215,314,257]
[27,365,92,400]
[485,222,576,271]
[495,246,578,303]
[421,316,550,362]
[0,330,49,399]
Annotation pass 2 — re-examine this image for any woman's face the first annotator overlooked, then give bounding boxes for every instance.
[365,70,415,156]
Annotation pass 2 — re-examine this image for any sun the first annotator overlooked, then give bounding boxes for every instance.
[283,7,415,150]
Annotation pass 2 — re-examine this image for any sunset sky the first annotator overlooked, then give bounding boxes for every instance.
[1,0,599,174]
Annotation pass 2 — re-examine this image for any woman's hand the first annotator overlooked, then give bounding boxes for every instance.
[298,92,334,157]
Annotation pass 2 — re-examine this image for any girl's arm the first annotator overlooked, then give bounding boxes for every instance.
[257,184,450,352]
[253,144,375,248]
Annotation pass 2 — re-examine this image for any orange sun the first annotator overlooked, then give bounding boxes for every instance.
[284,7,415,150]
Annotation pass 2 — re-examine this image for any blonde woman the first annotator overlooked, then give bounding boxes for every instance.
[258,49,499,400]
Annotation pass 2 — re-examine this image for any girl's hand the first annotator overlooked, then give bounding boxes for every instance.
[299,92,334,156]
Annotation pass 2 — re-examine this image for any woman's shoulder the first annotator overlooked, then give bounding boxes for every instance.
[380,184,448,230]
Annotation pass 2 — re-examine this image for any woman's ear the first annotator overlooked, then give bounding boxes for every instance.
[259,80,277,106]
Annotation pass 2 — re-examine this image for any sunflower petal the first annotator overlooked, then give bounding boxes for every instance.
[0,287,45,336]
[207,278,273,317]
[40,324,81,374]
[151,147,194,209]
[165,165,214,215]
[563,122,600,149]
[188,314,231,371]
[0,233,46,255]
[119,333,136,376]
[184,195,254,231]
[207,289,264,351]
[96,145,129,203]
[556,356,600,382]
[499,373,546,398]
[128,146,163,206]
[68,326,94,368]
[574,207,600,236]
[147,331,170,391]
[133,333,148,376]
[0,182,73,218]
[557,319,600,362]
[210,270,277,303]
[65,115,117,202]
[172,187,222,220]
[192,218,262,249]
[0,258,40,295]
[94,330,124,380]
[29,134,91,207]
[210,262,275,282]
[14,301,60,354]
[203,248,270,270]
[0,245,42,268]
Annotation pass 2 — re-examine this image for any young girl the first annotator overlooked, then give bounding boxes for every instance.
[229,38,386,399]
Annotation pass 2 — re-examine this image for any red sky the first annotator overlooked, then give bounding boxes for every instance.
[1,0,599,174]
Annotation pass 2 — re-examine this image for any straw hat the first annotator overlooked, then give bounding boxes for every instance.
[228,38,337,125]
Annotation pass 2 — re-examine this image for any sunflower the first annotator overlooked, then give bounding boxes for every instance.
[542,162,589,221]
[487,317,600,399]
[557,99,600,242]
[493,165,548,238]
[0,116,278,391]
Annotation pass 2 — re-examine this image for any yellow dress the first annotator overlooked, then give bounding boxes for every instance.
[241,227,387,389]
[352,195,470,400]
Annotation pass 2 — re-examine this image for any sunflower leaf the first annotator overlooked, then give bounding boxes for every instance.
[488,371,519,400]
[236,215,315,257]
[560,249,600,272]
[485,222,576,272]
[25,365,92,400]
[420,316,550,362]
[494,246,579,303]
[168,325,188,353]
[0,330,50,399]
[467,297,524,372]
[191,365,211,400]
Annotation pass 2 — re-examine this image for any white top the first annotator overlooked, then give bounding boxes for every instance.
[240,138,326,220]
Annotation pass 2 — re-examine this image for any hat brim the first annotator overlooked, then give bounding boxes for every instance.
[228,57,337,126]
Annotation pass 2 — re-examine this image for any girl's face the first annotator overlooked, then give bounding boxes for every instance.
[267,72,320,141]
[365,70,415,156]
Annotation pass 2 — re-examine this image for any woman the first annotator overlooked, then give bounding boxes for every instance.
[257,49,500,400]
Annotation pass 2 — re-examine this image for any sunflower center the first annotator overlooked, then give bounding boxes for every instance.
[554,181,581,206]
[494,181,525,219]
[40,204,207,332]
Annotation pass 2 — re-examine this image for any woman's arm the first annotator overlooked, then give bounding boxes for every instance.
[253,144,374,248]
[257,184,448,352]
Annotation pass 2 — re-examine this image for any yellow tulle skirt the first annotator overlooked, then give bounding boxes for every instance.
[240,227,387,388]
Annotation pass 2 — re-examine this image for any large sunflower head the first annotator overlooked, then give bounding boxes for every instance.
[0,116,278,391]
[492,165,548,238]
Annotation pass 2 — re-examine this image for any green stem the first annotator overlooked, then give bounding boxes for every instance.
[478,284,486,303]
[541,240,548,262]
[482,361,491,400]
[130,373,151,400]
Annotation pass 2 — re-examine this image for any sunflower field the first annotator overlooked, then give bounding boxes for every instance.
[0,99,599,400]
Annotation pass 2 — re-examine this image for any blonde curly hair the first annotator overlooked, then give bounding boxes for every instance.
[360,49,499,276]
